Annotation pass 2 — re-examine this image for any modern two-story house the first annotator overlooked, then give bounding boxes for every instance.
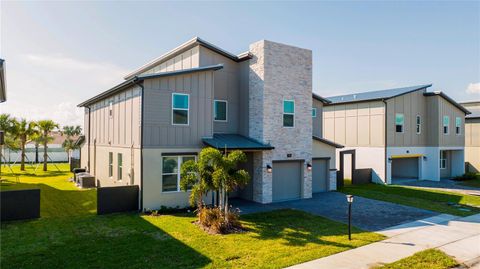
[78,37,340,209]
[323,85,471,184]
[460,101,480,173]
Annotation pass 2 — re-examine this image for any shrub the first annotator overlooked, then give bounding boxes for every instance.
[197,206,242,234]
[453,172,478,181]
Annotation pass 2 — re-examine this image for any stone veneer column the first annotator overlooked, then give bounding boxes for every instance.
[249,40,313,203]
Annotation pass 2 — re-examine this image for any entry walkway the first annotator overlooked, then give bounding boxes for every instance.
[287,213,480,269]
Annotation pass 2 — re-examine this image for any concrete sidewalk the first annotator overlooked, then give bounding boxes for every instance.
[287,213,480,269]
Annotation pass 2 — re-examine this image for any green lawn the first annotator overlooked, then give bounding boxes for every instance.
[376,249,458,269]
[340,183,480,217]
[1,164,384,269]
[0,163,96,217]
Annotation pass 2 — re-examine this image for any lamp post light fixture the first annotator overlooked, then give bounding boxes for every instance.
[266,164,272,173]
[346,194,354,240]
[306,162,312,171]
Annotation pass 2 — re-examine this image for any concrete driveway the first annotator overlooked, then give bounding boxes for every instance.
[231,192,436,231]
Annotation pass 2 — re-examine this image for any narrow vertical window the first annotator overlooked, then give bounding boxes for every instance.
[109,101,113,118]
[443,116,449,134]
[117,153,123,180]
[283,100,295,127]
[312,108,317,117]
[440,150,447,169]
[416,115,421,134]
[108,152,113,178]
[395,113,404,133]
[214,100,227,121]
[455,117,461,135]
[172,93,189,125]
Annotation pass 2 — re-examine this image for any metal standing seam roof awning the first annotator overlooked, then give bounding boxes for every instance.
[202,134,274,151]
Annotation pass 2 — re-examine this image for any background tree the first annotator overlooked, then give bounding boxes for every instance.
[61,125,82,165]
[37,120,58,171]
[13,119,38,171]
[0,114,16,174]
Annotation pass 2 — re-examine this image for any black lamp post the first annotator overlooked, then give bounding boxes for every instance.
[346,194,354,240]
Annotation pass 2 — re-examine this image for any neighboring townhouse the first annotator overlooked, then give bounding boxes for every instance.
[460,101,480,173]
[322,85,471,184]
[78,37,339,209]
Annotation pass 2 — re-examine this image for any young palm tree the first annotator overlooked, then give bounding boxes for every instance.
[14,119,38,171]
[37,120,59,171]
[60,125,82,165]
[180,147,250,219]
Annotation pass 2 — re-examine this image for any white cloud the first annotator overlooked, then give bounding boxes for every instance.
[466,82,480,94]
[1,54,129,130]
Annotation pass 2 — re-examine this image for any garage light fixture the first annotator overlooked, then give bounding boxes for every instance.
[266,164,272,173]
[307,163,312,171]
[423,156,427,161]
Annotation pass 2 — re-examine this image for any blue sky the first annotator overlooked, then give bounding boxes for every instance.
[1,1,479,126]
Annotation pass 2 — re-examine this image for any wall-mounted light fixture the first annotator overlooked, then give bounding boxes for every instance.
[388,158,392,163]
[266,164,272,173]
[423,156,427,161]
[307,163,312,171]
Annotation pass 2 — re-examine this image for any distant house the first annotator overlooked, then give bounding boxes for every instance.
[78,37,341,210]
[460,101,480,173]
[5,131,78,163]
[323,85,471,183]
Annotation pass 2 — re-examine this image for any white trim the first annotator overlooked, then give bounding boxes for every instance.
[443,115,450,135]
[283,99,295,128]
[395,113,404,133]
[416,115,421,134]
[213,99,228,122]
[455,116,461,135]
[108,152,113,179]
[440,150,447,169]
[161,155,197,193]
[171,93,190,126]
[312,107,317,118]
[117,153,123,181]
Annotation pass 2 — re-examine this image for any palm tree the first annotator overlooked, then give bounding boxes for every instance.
[0,114,15,174]
[13,119,38,171]
[37,120,59,171]
[61,125,82,165]
[180,147,250,219]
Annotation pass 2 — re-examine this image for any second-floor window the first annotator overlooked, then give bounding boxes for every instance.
[117,153,123,181]
[108,152,113,178]
[109,101,113,118]
[283,100,295,127]
[395,113,404,133]
[172,93,189,125]
[312,108,317,117]
[214,100,227,121]
[455,117,461,135]
[416,115,421,134]
[443,116,449,135]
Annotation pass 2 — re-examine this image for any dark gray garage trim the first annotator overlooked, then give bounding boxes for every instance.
[272,160,302,202]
